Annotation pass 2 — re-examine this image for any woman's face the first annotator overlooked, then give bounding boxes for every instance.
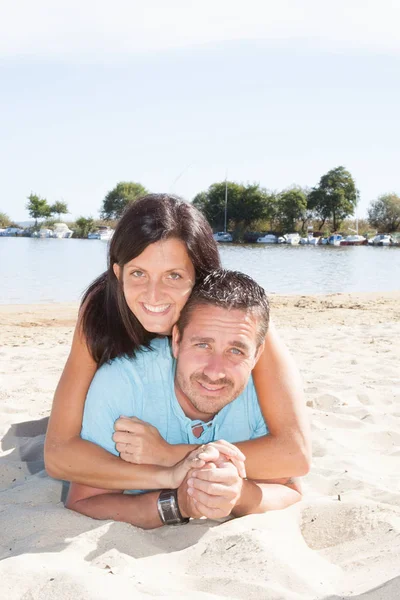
[113,238,196,335]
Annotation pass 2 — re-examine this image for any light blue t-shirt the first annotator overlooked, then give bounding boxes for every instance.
[81,338,268,486]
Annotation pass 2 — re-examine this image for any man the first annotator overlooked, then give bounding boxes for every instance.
[66,270,302,529]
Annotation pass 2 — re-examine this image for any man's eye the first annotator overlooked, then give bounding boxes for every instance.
[230,348,243,355]
[196,343,210,349]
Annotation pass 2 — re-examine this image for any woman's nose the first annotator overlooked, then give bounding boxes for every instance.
[145,278,164,303]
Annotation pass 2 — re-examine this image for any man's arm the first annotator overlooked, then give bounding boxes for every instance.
[186,465,302,519]
[65,484,164,530]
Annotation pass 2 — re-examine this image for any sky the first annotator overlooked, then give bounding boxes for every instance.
[1,0,399,221]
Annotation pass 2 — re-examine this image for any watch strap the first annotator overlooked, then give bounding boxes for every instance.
[157,489,189,525]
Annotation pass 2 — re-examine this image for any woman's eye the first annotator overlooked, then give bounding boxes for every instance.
[131,270,144,278]
[168,272,182,280]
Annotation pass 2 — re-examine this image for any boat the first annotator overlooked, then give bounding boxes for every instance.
[300,233,319,245]
[88,226,114,241]
[284,233,301,245]
[369,234,392,246]
[38,228,53,238]
[213,231,233,242]
[257,234,284,244]
[52,223,73,239]
[340,235,367,246]
[328,234,343,246]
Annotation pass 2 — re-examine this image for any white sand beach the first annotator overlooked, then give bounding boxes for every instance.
[1,293,399,600]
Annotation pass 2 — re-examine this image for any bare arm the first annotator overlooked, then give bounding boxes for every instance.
[44,319,178,490]
[239,320,311,479]
[66,461,300,530]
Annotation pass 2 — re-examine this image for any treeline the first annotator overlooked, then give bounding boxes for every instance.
[2,167,400,239]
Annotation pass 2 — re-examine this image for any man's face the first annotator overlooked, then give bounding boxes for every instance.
[172,305,264,420]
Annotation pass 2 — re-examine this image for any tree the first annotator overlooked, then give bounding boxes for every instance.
[275,187,308,233]
[74,216,95,238]
[0,212,11,228]
[368,193,400,232]
[308,166,358,231]
[101,182,148,220]
[26,194,52,227]
[51,201,69,221]
[193,181,273,237]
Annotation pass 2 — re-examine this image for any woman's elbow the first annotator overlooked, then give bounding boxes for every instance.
[44,438,69,480]
[291,442,312,476]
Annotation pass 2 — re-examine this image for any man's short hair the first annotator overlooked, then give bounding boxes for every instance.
[177,269,270,348]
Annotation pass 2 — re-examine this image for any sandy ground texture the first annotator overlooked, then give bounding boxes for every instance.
[1,293,399,600]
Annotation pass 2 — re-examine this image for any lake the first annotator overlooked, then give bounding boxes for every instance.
[1,237,399,304]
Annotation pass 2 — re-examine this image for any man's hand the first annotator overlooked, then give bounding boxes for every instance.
[113,416,172,466]
[186,460,244,520]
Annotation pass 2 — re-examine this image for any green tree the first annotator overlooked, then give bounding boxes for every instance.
[308,166,359,231]
[74,216,95,238]
[101,182,148,220]
[51,201,69,221]
[368,193,400,232]
[275,187,308,233]
[26,194,52,227]
[0,212,11,228]
[193,181,273,238]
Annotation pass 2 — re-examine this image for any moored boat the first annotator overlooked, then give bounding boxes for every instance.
[52,223,73,238]
[369,234,392,246]
[340,235,367,246]
[213,231,233,242]
[328,234,343,246]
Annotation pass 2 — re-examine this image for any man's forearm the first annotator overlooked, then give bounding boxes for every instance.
[232,479,302,517]
[67,491,163,530]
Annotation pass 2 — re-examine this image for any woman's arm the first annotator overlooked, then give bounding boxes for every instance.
[44,319,182,490]
[238,319,311,480]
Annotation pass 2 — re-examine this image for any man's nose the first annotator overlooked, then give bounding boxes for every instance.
[203,355,226,382]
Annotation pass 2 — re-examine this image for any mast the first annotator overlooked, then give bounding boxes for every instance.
[224,176,228,233]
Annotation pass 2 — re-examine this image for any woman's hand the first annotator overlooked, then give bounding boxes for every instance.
[113,416,173,466]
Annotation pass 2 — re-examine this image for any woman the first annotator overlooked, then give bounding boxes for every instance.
[45,194,310,491]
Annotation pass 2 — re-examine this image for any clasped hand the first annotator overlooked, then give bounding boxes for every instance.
[113,416,246,520]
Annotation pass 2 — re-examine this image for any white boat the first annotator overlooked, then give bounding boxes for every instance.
[257,234,283,244]
[38,228,53,238]
[284,233,301,245]
[301,234,319,245]
[340,235,367,246]
[321,238,329,245]
[88,226,114,241]
[369,234,392,246]
[52,223,73,238]
[213,231,233,242]
[328,234,343,246]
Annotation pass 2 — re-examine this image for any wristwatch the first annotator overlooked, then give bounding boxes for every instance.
[157,489,189,525]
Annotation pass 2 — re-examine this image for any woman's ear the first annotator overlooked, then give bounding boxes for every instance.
[113,263,121,280]
[171,325,181,359]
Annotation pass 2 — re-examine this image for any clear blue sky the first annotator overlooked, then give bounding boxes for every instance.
[1,0,399,221]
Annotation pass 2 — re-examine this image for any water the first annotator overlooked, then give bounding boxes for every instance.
[1,237,399,304]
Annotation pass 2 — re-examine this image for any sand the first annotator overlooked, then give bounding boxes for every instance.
[1,293,399,600]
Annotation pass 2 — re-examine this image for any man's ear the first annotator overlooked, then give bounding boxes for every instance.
[254,340,265,366]
[113,263,121,280]
[171,325,181,359]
